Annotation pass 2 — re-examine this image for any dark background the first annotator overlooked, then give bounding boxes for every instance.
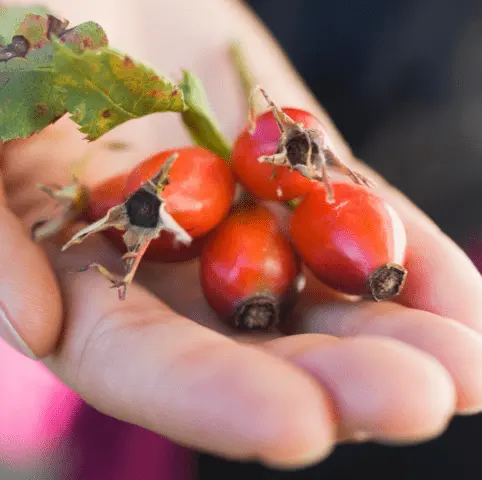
[199,0,482,478]
[247,0,482,245]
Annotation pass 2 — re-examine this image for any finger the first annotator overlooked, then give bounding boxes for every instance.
[393,206,482,331]
[296,301,482,415]
[265,334,455,443]
[0,146,62,358]
[356,173,482,331]
[2,119,146,221]
[45,237,337,469]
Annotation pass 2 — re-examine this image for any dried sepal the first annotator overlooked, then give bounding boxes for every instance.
[31,177,89,242]
[62,152,192,299]
[61,202,129,250]
[249,85,375,203]
[0,35,30,62]
[46,14,70,39]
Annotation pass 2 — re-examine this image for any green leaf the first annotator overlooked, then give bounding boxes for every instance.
[51,37,185,140]
[0,9,185,143]
[0,12,110,141]
[179,70,232,161]
[0,45,64,140]
[0,5,50,45]
[14,13,49,49]
[13,14,108,54]
[59,21,108,53]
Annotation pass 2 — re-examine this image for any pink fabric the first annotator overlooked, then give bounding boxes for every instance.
[0,339,81,467]
[0,339,195,478]
[72,406,195,480]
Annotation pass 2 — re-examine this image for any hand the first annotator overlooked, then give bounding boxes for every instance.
[2,0,482,470]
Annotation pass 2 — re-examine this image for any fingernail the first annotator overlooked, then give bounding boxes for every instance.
[457,405,482,416]
[0,310,37,359]
[262,443,334,471]
[339,430,373,444]
[347,431,373,443]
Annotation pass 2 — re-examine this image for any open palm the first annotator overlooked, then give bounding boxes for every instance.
[2,0,482,470]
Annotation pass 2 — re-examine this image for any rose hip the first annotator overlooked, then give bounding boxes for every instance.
[62,153,192,299]
[290,182,407,300]
[231,86,373,202]
[87,173,204,262]
[200,201,303,329]
[124,146,235,238]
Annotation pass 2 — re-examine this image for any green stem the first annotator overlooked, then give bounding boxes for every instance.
[179,70,232,162]
[230,41,257,114]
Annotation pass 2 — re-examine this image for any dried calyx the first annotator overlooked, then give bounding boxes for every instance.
[368,262,408,301]
[249,86,374,203]
[31,179,89,242]
[46,14,70,39]
[61,152,192,300]
[0,35,30,62]
[233,295,280,330]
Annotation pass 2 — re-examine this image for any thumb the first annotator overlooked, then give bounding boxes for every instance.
[0,143,62,359]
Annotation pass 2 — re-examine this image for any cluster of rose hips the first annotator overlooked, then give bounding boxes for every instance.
[33,88,408,331]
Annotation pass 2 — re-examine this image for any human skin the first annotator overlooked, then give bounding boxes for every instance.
[2,0,482,470]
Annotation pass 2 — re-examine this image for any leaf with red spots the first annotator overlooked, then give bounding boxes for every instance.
[58,21,108,53]
[0,5,50,46]
[0,44,65,140]
[13,14,108,55]
[14,13,50,50]
[0,8,187,142]
[51,37,185,140]
[0,9,110,140]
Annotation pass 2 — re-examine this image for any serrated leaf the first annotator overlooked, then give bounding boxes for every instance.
[51,37,185,140]
[179,70,231,160]
[0,5,50,45]
[0,45,64,140]
[59,21,108,53]
[14,14,49,49]
[0,13,110,141]
[13,15,108,54]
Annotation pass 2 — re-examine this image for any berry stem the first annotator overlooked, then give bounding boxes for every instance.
[229,40,260,116]
[31,180,89,242]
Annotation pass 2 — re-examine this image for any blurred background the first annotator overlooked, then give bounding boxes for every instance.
[200,0,482,478]
[246,0,482,246]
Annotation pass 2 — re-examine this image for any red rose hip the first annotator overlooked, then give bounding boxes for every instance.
[290,182,407,300]
[200,202,303,329]
[125,146,235,238]
[231,86,373,202]
[231,107,323,201]
[86,173,126,220]
[86,173,204,263]
[62,153,194,299]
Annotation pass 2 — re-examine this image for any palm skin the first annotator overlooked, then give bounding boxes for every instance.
[2,0,482,471]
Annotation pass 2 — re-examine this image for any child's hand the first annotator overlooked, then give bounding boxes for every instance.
[1,0,482,470]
